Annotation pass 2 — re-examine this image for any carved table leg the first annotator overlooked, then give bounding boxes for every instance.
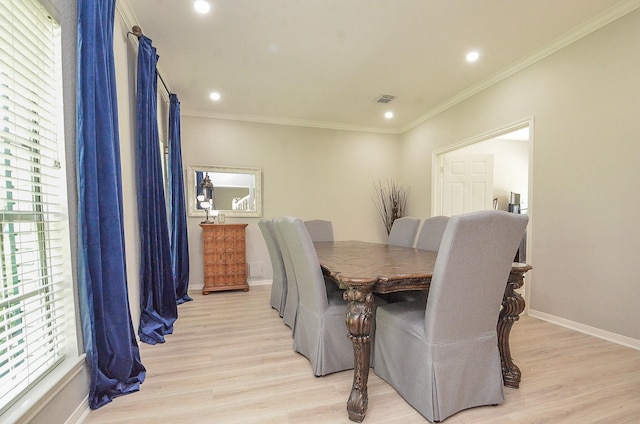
[344,286,375,422]
[498,269,527,388]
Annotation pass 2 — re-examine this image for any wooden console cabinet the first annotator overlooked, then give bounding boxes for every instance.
[200,223,249,294]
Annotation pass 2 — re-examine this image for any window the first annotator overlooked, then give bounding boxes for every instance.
[0,0,76,413]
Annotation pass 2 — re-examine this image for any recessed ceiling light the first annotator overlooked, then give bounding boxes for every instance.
[384,111,394,119]
[194,1,211,14]
[466,51,480,62]
[209,92,221,101]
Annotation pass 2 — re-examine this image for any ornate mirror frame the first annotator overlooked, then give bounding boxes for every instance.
[186,164,262,218]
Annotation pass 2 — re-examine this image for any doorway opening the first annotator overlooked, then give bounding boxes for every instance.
[431,118,533,298]
[432,119,532,216]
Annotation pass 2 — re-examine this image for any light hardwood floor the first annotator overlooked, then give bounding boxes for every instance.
[83,285,640,424]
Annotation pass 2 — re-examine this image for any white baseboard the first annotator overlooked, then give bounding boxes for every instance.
[66,396,89,424]
[528,309,640,351]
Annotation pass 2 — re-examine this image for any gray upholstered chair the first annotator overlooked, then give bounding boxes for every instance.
[415,216,450,251]
[387,216,421,247]
[304,219,334,242]
[385,216,450,304]
[274,217,299,330]
[258,218,287,316]
[304,219,339,295]
[278,216,354,375]
[374,210,528,422]
[383,216,425,303]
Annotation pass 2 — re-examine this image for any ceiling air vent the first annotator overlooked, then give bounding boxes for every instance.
[376,94,395,104]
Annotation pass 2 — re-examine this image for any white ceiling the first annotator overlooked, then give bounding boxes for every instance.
[122,0,631,133]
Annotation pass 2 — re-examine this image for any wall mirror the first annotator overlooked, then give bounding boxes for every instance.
[187,164,262,218]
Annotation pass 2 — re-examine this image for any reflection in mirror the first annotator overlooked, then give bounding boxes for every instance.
[187,164,262,218]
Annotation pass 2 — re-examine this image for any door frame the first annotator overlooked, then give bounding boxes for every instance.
[431,116,535,304]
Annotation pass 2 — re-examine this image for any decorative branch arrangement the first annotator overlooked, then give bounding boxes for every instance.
[373,179,410,235]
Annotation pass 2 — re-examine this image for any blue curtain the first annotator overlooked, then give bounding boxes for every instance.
[136,35,178,344]
[76,0,145,409]
[168,94,192,304]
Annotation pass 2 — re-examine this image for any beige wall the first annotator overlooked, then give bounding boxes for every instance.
[180,117,401,288]
[400,9,640,340]
[114,7,143,333]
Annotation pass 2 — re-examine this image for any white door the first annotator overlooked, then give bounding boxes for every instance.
[442,154,494,216]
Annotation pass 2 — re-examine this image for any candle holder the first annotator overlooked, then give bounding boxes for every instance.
[198,172,215,224]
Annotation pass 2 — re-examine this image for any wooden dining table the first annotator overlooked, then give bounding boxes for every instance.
[314,240,533,423]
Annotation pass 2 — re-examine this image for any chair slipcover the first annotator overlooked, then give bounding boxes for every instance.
[415,216,450,251]
[382,217,432,303]
[258,219,287,316]
[279,217,354,375]
[387,216,421,247]
[304,219,340,295]
[274,217,299,330]
[304,219,334,242]
[374,210,528,422]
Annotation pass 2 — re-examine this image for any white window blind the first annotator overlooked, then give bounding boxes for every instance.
[0,0,74,413]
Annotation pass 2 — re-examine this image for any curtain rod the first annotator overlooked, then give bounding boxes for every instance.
[127,26,172,96]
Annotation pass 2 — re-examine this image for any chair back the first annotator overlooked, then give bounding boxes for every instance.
[424,210,528,343]
[279,217,328,314]
[274,217,299,328]
[415,216,450,251]
[258,219,286,285]
[304,219,334,242]
[387,216,421,247]
[258,218,287,312]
